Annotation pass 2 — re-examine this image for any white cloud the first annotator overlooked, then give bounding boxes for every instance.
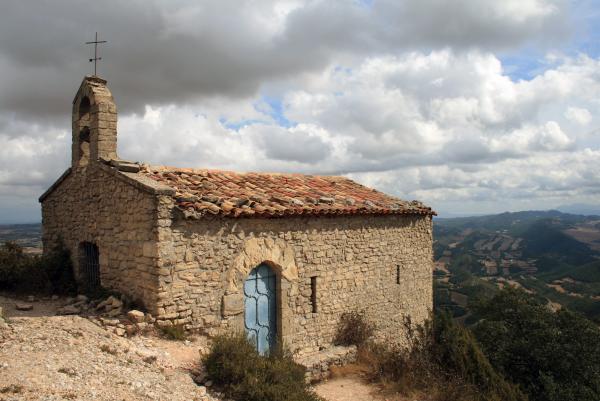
[565,106,592,125]
[61,51,600,216]
[1,0,599,221]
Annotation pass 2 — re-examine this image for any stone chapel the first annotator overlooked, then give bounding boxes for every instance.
[40,76,435,358]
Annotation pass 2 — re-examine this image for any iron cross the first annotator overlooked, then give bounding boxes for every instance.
[85,32,107,76]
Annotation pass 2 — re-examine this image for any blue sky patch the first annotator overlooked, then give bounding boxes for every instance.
[219,116,267,131]
[255,96,296,128]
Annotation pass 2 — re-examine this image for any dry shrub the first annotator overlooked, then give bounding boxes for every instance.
[159,324,187,341]
[333,310,374,346]
[360,313,527,401]
[0,240,76,295]
[203,333,322,401]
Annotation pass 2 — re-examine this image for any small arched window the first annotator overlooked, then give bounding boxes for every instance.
[79,96,91,119]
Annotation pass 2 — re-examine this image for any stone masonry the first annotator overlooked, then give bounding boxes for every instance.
[40,76,435,359]
[155,212,433,356]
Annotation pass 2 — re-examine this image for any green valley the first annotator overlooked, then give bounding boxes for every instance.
[434,210,600,323]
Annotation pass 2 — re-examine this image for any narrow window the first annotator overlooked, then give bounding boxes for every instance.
[310,276,318,313]
[396,265,400,284]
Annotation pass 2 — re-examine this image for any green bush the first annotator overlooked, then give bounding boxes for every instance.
[42,241,77,295]
[203,333,322,401]
[0,241,76,295]
[363,314,526,401]
[472,287,600,401]
[433,313,527,401]
[333,310,374,346]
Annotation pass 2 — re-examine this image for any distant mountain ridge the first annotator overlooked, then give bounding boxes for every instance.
[557,203,600,216]
[433,209,600,323]
[0,223,42,251]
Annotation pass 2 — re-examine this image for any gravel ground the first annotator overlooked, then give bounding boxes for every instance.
[0,294,400,401]
[0,314,217,401]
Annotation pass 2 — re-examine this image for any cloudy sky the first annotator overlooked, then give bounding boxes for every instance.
[1,0,599,223]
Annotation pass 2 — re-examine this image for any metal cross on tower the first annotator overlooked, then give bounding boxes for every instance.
[85,32,107,76]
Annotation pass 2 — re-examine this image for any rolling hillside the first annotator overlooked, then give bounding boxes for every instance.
[434,210,600,323]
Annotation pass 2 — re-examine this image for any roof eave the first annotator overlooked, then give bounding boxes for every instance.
[39,168,72,203]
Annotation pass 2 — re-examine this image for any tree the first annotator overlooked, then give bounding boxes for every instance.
[472,288,600,401]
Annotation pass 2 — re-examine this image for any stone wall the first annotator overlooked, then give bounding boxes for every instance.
[40,163,161,310]
[155,206,433,357]
[298,345,358,382]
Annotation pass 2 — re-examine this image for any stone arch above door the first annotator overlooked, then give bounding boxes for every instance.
[226,237,298,294]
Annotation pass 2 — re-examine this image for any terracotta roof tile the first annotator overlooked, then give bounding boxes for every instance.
[139,165,435,219]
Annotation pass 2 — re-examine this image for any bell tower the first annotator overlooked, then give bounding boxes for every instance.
[71,76,118,168]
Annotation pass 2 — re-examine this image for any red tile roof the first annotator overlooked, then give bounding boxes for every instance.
[140,165,435,218]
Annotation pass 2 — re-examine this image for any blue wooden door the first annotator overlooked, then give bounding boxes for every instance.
[244,263,277,355]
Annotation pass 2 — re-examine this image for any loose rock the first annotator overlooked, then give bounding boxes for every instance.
[56,305,81,315]
[127,310,145,323]
[76,294,89,302]
[15,303,33,311]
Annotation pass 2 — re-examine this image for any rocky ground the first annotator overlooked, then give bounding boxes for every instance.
[0,293,398,401]
[0,294,217,401]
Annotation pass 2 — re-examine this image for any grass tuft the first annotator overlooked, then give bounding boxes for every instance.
[159,324,187,341]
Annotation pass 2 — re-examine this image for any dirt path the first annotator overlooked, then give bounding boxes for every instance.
[314,375,413,401]
[315,376,383,401]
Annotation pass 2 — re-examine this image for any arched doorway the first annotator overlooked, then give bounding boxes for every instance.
[79,241,100,293]
[244,263,277,355]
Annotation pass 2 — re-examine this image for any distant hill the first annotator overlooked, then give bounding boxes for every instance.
[0,223,42,253]
[557,203,600,216]
[433,209,600,323]
[435,210,590,232]
[519,219,597,266]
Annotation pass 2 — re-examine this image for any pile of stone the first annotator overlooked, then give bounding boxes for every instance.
[190,363,221,401]
[95,295,124,317]
[54,294,123,316]
[91,296,156,338]
[55,294,91,315]
[87,310,153,338]
[55,294,157,338]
